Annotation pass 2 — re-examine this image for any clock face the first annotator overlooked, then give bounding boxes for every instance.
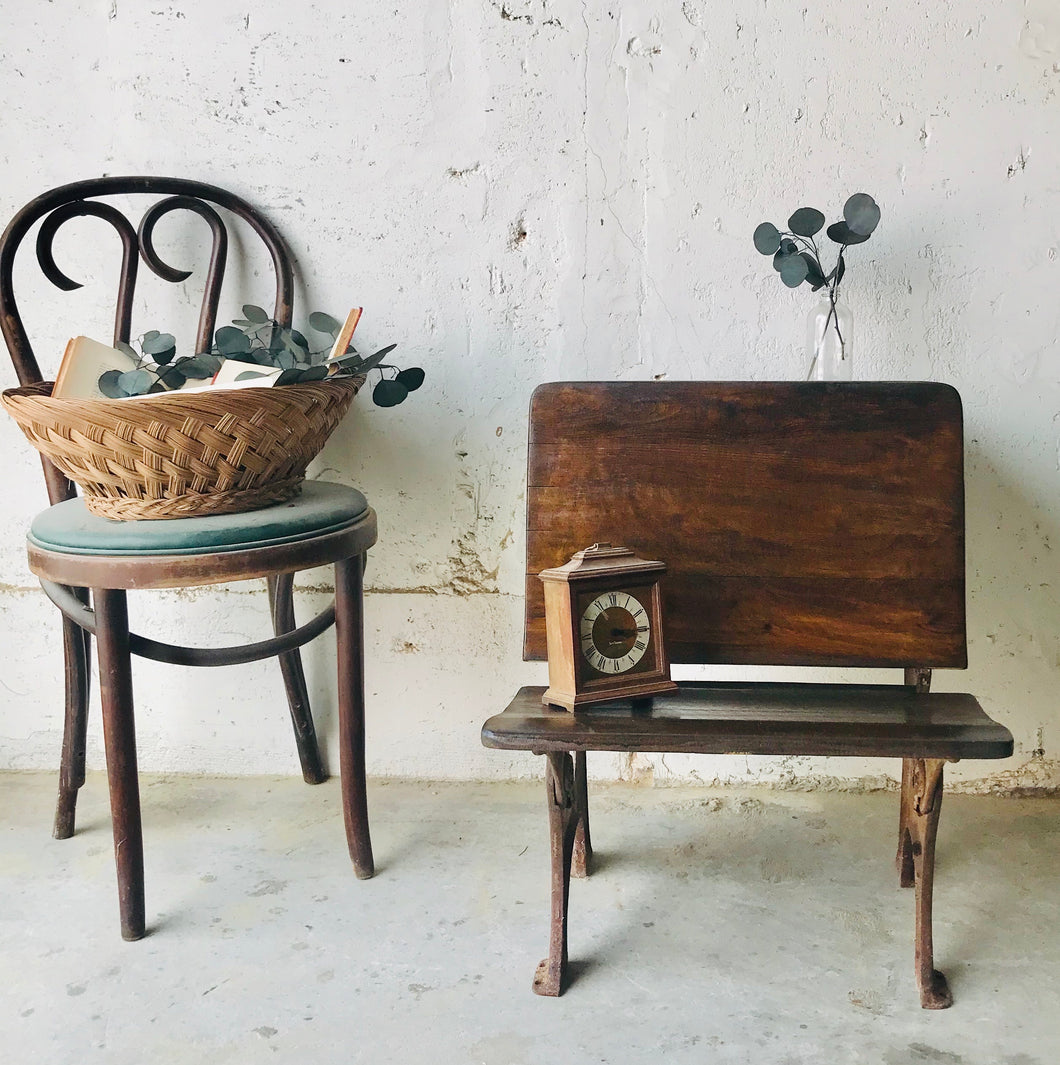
[579,591,651,675]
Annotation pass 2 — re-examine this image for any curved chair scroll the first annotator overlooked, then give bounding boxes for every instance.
[0,178,375,938]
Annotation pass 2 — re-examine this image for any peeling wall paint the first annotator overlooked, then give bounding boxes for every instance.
[0,1,1057,791]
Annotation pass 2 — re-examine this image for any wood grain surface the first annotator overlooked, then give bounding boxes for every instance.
[523,382,966,668]
[482,683,1013,759]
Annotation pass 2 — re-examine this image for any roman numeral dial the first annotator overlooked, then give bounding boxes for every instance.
[579,591,651,675]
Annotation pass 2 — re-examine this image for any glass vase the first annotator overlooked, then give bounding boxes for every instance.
[806,295,852,381]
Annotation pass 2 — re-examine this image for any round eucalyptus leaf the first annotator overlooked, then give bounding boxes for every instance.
[753,222,782,255]
[826,221,870,246]
[788,207,825,237]
[235,370,269,381]
[157,366,185,389]
[308,311,341,336]
[117,369,156,395]
[843,193,880,237]
[275,368,303,386]
[265,324,286,353]
[179,354,222,379]
[799,252,826,289]
[152,345,177,366]
[373,378,408,407]
[242,304,271,323]
[772,240,798,272]
[288,329,310,353]
[778,254,810,288]
[147,381,167,394]
[297,365,329,382]
[276,351,296,370]
[98,369,126,398]
[396,367,425,392]
[215,326,252,355]
[141,331,176,356]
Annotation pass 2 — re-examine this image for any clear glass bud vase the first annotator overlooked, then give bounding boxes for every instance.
[806,295,853,381]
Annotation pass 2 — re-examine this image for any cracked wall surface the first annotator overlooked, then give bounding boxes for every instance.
[0,0,1057,787]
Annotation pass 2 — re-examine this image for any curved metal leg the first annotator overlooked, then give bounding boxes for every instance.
[572,750,591,879]
[910,759,952,1008]
[534,750,580,996]
[335,555,373,879]
[268,574,326,784]
[94,588,145,941]
[896,757,916,888]
[54,593,91,839]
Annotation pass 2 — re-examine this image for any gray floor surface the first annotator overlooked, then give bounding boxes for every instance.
[1,771,1057,1064]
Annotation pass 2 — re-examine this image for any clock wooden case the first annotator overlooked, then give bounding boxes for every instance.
[540,543,678,711]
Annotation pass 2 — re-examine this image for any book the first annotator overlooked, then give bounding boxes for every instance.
[208,359,283,389]
[52,336,139,399]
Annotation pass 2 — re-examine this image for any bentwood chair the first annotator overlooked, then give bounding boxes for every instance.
[0,177,376,940]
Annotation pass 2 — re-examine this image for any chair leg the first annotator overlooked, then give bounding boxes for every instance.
[54,600,91,840]
[94,588,145,942]
[267,574,327,785]
[902,757,952,1009]
[534,750,581,997]
[334,555,374,879]
[572,750,592,878]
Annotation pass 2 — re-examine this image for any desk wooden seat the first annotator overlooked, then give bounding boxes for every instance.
[481,381,1013,1009]
[484,682,1012,760]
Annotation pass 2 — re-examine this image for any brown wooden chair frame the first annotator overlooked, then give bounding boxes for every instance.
[1,177,375,940]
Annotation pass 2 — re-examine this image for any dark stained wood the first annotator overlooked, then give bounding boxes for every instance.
[335,554,374,880]
[94,588,145,941]
[1,177,293,389]
[528,575,967,668]
[53,602,91,839]
[483,684,1013,760]
[523,382,966,666]
[269,572,327,785]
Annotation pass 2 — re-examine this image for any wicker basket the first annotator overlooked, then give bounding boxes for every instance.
[2,377,362,520]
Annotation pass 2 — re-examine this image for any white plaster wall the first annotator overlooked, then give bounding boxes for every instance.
[0,1,1057,790]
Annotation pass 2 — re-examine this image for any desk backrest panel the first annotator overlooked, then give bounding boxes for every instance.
[524,382,967,668]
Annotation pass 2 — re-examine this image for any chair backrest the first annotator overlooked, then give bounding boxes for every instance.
[523,381,967,670]
[0,176,294,504]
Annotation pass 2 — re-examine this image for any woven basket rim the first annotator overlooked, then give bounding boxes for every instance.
[2,374,362,411]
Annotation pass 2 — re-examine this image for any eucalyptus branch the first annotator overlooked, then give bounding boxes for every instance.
[754,196,878,376]
[753,194,879,295]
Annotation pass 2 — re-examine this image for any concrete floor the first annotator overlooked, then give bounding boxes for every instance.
[1,772,1058,1064]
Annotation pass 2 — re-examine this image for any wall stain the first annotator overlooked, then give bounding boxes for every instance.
[447,532,500,596]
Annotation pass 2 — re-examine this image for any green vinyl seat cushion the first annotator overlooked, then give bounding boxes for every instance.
[28,481,369,557]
